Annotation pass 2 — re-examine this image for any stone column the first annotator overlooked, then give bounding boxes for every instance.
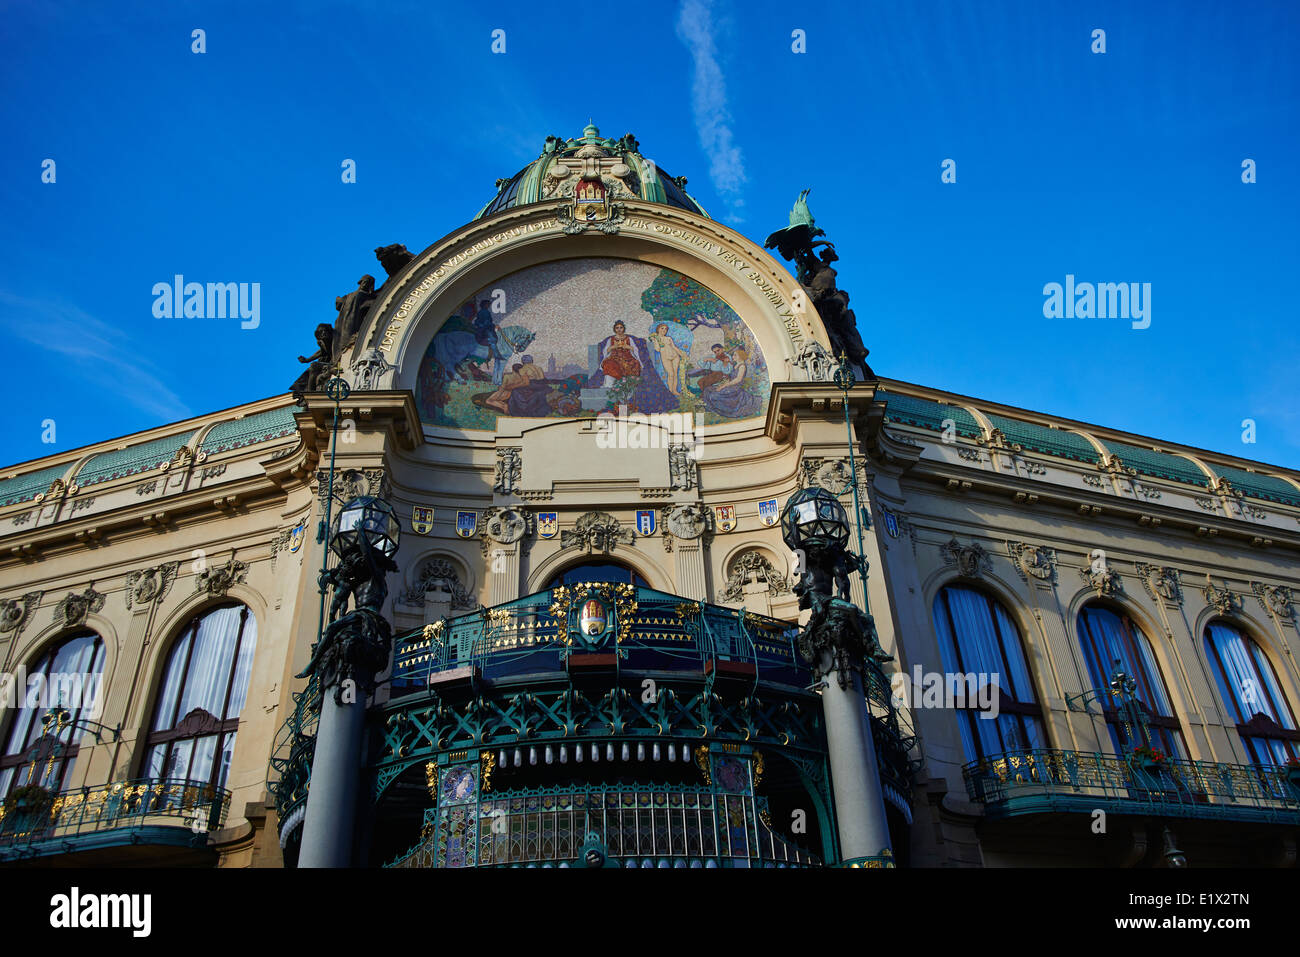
[674,542,707,601]
[820,654,893,861]
[297,683,367,868]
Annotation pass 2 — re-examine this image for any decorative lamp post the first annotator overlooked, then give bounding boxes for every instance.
[297,494,400,868]
[782,486,894,865]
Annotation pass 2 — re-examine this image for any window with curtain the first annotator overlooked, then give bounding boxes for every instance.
[0,631,106,799]
[143,604,257,791]
[1077,604,1185,758]
[1203,621,1299,767]
[932,585,1046,762]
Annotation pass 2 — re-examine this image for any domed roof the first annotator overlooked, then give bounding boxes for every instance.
[474,122,709,221]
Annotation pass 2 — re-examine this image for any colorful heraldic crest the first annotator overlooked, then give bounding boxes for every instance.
[288,521,306,552]
[412,505,435,535]
[880,507,900,539]
[575,179,609,222]
[758,498,780,528]
[455,510,478,539]
[579,598,608,638]
[415,259,770,430]
[538,512,558,539]
[715,504,737,533]
[636,509,656,536]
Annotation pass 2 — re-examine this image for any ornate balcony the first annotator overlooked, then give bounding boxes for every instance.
[0,777,230,865]
[964,749,1300,825]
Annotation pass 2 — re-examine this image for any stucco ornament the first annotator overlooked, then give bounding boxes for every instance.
[195,558,249,597]
[940,538,990,579]
[125,562,179,609]
[494,449,522,495]
[1252,582,1293,621]
[721,551,790,602]
[1080,564,1123,598]
[53,585,106,627]
[665,503,712,541]
[1202,575,1240,615]
[0,592,42,640]
[1007,541,1056,584]
[484,507,531,545]
[400,558,475,609]
[561,511,633,553]
[1136,563,1182,606]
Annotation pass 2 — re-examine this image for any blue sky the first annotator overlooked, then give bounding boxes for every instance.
[1,0,1297,469]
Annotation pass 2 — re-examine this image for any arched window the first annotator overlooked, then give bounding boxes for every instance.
[0,631,105,798]
[932,585,1046,761]
[1203,621,1299,767]
[1077,604,1185,758]
[545,561,647,590]
[144,604,257,791]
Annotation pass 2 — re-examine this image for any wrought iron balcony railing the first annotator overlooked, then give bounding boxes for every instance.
[964,749,1300,825]
[390,584,808,693]
[0,777,230,857]
[387,783,818,869]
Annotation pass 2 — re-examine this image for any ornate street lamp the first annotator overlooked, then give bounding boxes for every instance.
[298,491,400,868]
[781,487,893,866]
[332,496,400,559]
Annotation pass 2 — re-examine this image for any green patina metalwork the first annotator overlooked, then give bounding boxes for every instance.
[269,584,919,865]
[878,390,982,439]
[0,462,72,507]
[199,405,298,455]
[983,413,1098,463]
[474,122,708,221]
[1099,439,1211,487]
[0,777,228,861]
[965,748,1300,825]
[73,431,196,488]
[1209,463,1300,507]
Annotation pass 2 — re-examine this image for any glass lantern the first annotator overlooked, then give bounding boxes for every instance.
[331,496,400,559]
[780,487,850,553]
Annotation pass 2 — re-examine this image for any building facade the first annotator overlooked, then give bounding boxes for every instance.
[1,124,1297,867]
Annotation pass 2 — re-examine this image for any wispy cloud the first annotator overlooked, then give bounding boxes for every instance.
[0,291,191,422]
[676,0,747,220]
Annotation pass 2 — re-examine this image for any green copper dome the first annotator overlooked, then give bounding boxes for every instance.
[474,122,710,220]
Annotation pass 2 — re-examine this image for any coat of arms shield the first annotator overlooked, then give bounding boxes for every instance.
[455,510,478,539]
[758,498,780,527]
[715,504,737,533]
[538,512,558,539]
[412,505,435,535]
[636,509,656,536]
